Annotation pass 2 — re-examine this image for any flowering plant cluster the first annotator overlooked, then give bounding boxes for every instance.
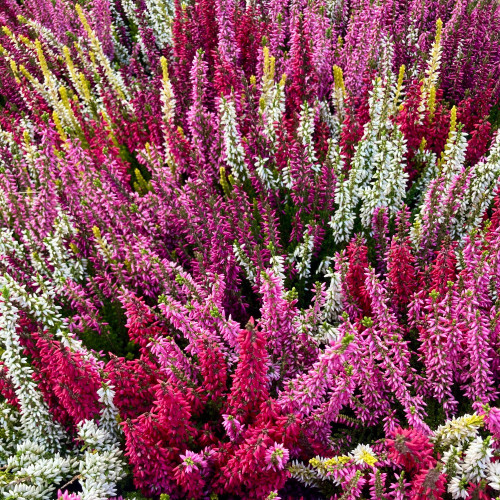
[0,0,499,498]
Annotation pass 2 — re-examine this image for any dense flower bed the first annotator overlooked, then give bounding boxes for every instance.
[0,0,500,498]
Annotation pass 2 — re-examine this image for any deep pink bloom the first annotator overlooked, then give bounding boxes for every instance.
[265,442,290,471]
[386,428,436,473]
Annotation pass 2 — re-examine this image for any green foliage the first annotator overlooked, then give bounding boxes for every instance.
[77,297,134,358]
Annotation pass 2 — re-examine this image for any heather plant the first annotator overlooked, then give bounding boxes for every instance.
[0,0,499,498]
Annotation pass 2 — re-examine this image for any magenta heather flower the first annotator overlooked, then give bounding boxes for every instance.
[222,414,245,442]
[179,450,207,473]
[482,405,500,447]
[265,442,290,471]
[174,451,207,498]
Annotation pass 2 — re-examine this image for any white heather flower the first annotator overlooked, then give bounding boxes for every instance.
[0,296,65,451]
[269,253,286,282]
[1,440,74,499]
[456,130,500,237]
[319,100,338,139]
[461,435,492,482]
[255,156,277,190]
[440,129,468,189]
[322,268,343,322]
[441,445,463,477]
[329,173,355,243]
[0,403,21,464]
[144,0,175,48]
[317,323,340,343]
[433,413,484,447]
[220,96,250,182]
[379,34,395,86]
[291,224,315,280]
[411,148,438,205]
[329,76,394,243]
[487,460,500,491]
[349,444,378,467]
[448,475,468,499]
[297,102,320,173]
[233,242,257,285]
[77,420,126,500]
[288,460,320,488]
[261,72,286,145]
[97,383,121,442]
[77,420,110,451]
[360,125,408,228]
[316,256,333,276]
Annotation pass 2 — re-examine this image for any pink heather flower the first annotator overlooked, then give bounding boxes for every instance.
[222,414,245,441]
[265,442,290,471]
[482,405,500,447]
[57,492,81,500]
[180,450,207,474]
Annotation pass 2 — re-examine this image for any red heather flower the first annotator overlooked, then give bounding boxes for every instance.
[396,82,450,182]
[429,239,457,294]
[387,235,417,312]
[170,0,197,124]
[196,334,228,402]
[345,236,372,317]
[235,7,263,78]
[458,108,493,166]
[122,415,180,497]
[192,0,218,73]
[154,381,199,449]
[122,380,198,496]
[0,362,19,409]
[120,291,165,349]
[386,428,436,474]
[286,14,318,117]
[339,83,371,166]
[34,335,101,426]
[105,357,159,420]
[466,482,491,500]
[225,325,270,424]
[410,465,446,500]
[214,402,300,499]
